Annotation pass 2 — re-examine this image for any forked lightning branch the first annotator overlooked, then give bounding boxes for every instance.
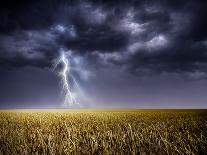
[54,49,79,106]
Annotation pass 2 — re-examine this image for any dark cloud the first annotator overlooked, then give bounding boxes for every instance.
[0,0,206,73]
[0,0,207,108]
[0,0,57,33]
[0,30,59,69]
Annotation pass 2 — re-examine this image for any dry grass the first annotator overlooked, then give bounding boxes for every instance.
[0,109,206,155]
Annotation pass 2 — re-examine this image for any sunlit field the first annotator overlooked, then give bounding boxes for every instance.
[0,109,206,154]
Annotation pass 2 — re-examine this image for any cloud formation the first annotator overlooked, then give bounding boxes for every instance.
[0,0,207,108]
[0,0,207,78]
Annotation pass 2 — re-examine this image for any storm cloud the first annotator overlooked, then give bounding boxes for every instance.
[0,0,207,108]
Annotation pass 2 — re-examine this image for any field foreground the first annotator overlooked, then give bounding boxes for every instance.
[0,109,207,155]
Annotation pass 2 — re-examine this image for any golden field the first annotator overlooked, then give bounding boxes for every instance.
[0,109,206,155]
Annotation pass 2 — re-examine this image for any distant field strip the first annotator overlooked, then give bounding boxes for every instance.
[0,109,206,154]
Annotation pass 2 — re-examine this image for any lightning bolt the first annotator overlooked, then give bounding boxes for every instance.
[54,50,79,106]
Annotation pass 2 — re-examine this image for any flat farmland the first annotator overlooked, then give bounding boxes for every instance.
[0,109,206,154]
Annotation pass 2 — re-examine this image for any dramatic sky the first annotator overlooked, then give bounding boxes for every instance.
[0,0,207,108]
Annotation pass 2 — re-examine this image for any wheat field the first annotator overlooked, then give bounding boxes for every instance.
[0,109,206,155]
